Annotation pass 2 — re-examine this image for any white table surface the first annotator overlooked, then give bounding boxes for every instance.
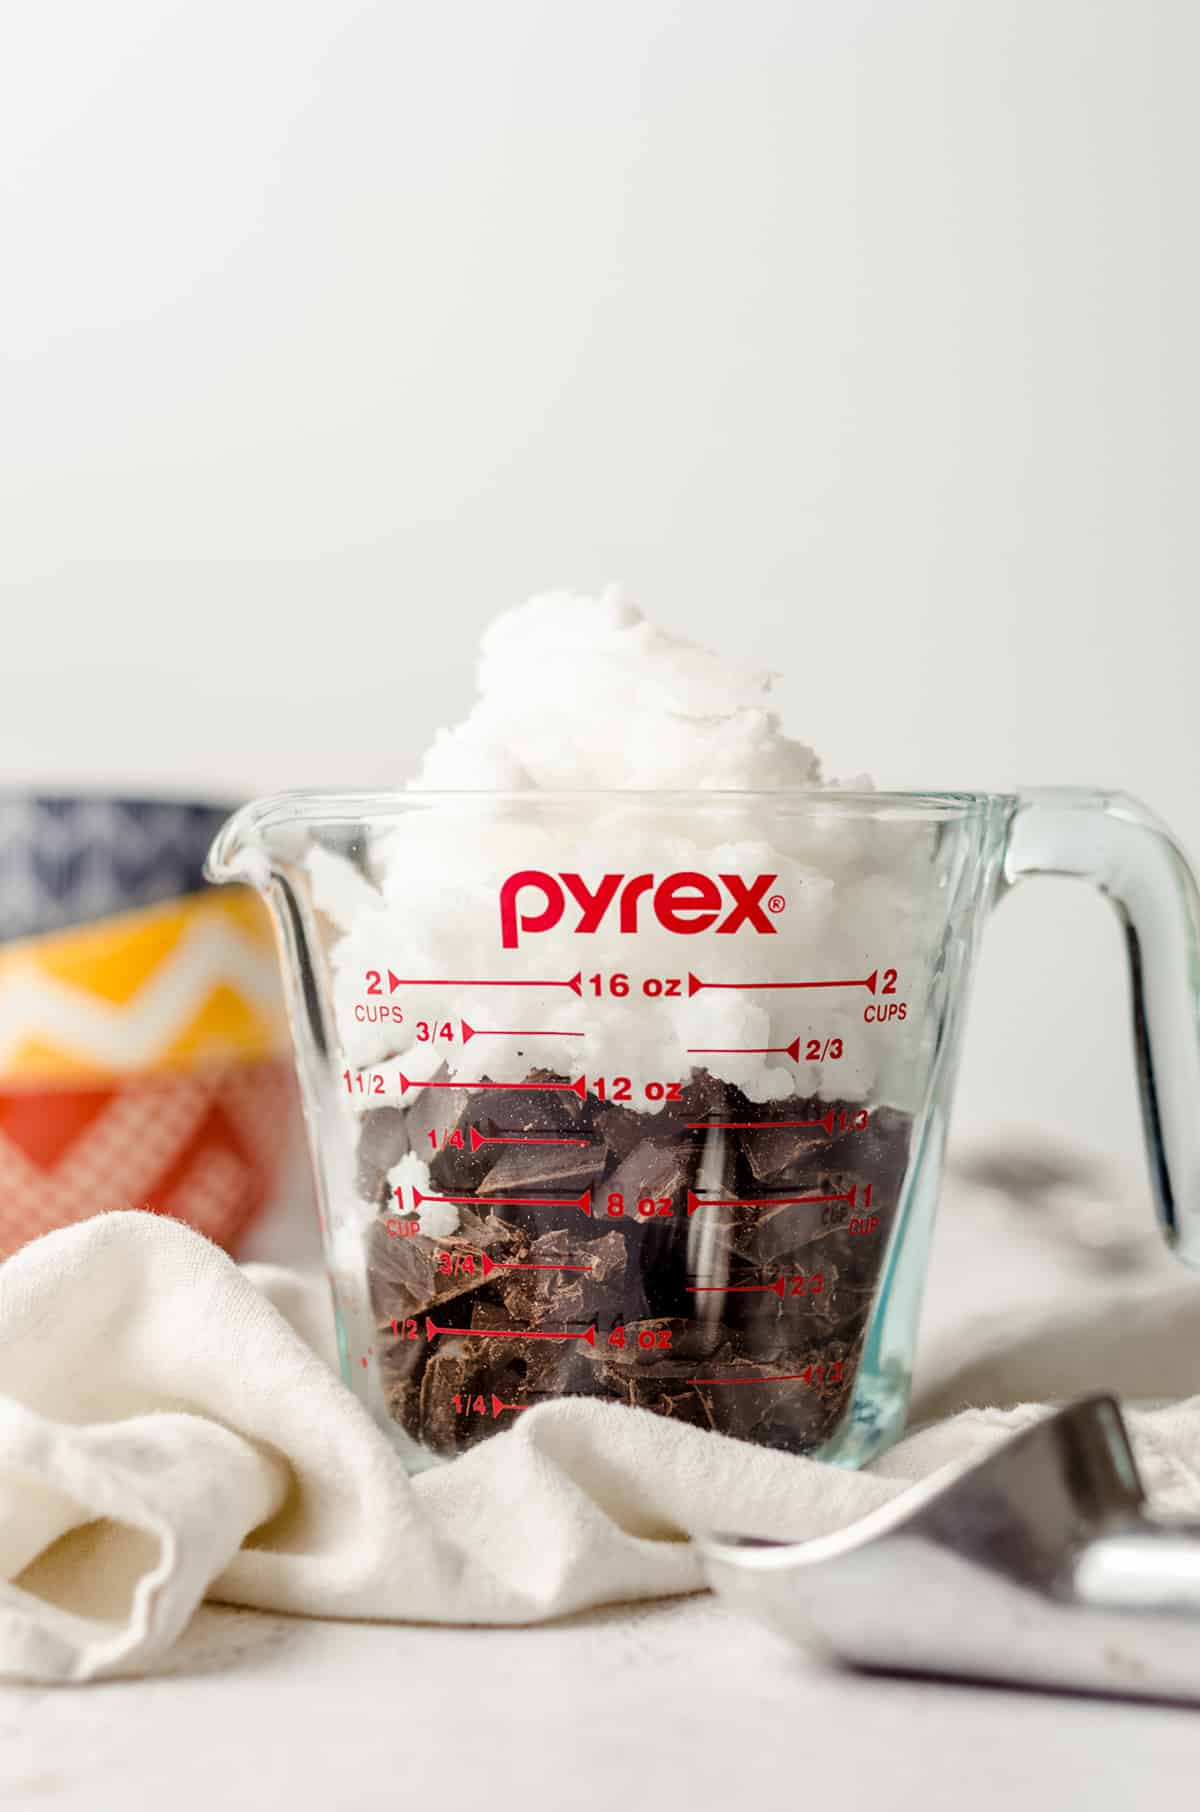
[8,1594,1200,1812]
[5,1164,1200,1810]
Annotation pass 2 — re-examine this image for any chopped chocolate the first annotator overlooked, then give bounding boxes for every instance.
[364,1074,913,1459]
[356,1107,411,1207]
[475,1070,585,1132]
[605,1370,722,1434]
[603,1133,698,1213]
[425,1072,593,1198]
[478,1141,606,1195]
[601,1131,716,1322]
[414,1331,603,1449]
[589,1332,856,1451]
[698,1200,816,1271]
[584,1099,648,1163]
[491,1227,626,1326]
[368,1205,526,1325]
[675,1068,732,1123]
[587,1071,728,1163]
[428,1100,493,1192]
[740,1118,831,1184]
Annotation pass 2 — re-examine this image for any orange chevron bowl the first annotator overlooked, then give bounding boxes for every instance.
[0,888,298,1255]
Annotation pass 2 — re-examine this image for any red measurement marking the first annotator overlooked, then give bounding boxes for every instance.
[400,1073,587,1098]
[469,1126,591,1152]
[426,1315,596,1345]
[685,1185,857,1216]
[492,1395,529,1418]
[686,1373,814,1385]
[462,1019,586,1044]
[410,1184,593,1217]
[687,970,877,997]
[480,1252,595,1278]
[685,1109,838,1135]
[387,970,583,995]
[686,1037,802,1061]
[688,1277,787,1298]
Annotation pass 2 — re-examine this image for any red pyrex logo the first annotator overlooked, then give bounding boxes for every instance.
[499,870,783,949]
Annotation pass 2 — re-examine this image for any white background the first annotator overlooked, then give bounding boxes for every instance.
[2,0,1197,1194]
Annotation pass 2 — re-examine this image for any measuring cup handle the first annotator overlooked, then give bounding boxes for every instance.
[1003,788,1200,1265]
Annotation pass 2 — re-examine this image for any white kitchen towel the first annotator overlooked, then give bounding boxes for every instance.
[3,1209,1200,1683]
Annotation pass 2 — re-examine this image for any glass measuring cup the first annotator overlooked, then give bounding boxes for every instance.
[206,787,1200,1470]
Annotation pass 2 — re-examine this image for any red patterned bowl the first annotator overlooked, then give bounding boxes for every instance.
[0,889,298,1255]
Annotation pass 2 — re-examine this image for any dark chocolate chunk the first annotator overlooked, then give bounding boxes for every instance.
[604,1135,696,1212]
[586,1071,727,1164]
[473,1071,585,1132]
[477,1141,606,1195]
[368,1206,526,1326]
[740,1119,831,1184]
[416,1331,603,1453]
[427,1098,493,1192]
[585,1099,648,1162]
[425,1072,591,1197]
[491,1227,626,1327]
[677,1068,732,1122]
[356,1107,411,1207]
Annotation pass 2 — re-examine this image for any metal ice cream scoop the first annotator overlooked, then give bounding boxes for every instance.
[701,1395,1200,1702]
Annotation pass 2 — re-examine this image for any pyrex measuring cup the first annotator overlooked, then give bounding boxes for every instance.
[206,787,1200,1470]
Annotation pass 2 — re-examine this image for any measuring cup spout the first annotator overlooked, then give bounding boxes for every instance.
[204,792,337,893]
[1002,789,1200,1267]
[204,796,277,891]
[204,794,345,1070]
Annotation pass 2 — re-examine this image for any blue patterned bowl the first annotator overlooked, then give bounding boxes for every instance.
[0,794,235,943]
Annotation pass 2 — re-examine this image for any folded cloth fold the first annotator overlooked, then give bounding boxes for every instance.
[2,1211,1199,1683]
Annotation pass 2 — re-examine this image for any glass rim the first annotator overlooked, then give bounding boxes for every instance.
[224,785,1007,812]
[230,784,1010,816]
[209,787,1012,876]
